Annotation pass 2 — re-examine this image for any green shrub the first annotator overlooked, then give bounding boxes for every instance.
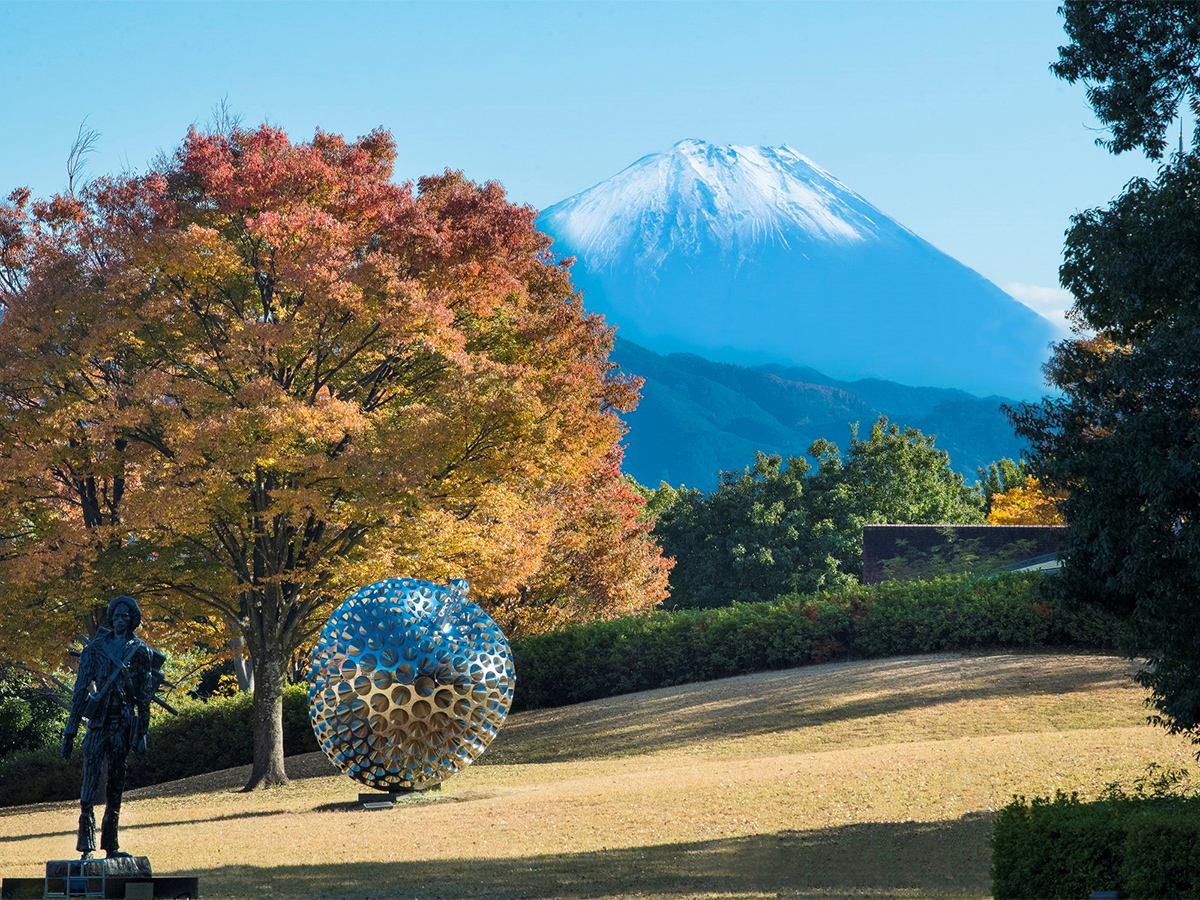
[1122,807,1200,899]
[0,665,67,759]
[511,572,1122,711]
[992,775,1200,899]
[124,683,316,787]
[0,745,80,808]
[0,683,316,808]
[991,792,1126,899]
[512,594,856,709]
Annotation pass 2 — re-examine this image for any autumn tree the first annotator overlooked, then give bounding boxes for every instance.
[986,478,1066,526]
[0,180,157,670]
[490,447,671,634]
[0,125,664,788]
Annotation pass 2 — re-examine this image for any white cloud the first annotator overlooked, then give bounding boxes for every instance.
[1000,281,1074,336]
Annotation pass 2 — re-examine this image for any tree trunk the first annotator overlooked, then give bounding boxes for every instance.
[242,650,289,790]
[228,634,254,693]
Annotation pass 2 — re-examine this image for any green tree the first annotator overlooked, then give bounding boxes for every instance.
[809,418,984,527]
[0,666,65,760]
[1052,1,1200,159]
[978,458,1029,514]
[653,452,848,608]
[653,418,983,608]
[1012,3,1200,743]
[807,417,985,578]
[621,476,682,525]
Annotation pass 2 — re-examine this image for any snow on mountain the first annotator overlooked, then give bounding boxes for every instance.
[539,139,1056,400]
[553,140,881,262]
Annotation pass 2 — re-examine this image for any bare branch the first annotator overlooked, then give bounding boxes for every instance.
[207,96,243,138]
[66,118,101,196]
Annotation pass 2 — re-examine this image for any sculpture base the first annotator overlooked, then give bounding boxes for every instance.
[358,783,441,804]
[1,858,198,899]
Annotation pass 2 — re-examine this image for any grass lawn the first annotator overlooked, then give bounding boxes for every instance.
[0,651,1191,899]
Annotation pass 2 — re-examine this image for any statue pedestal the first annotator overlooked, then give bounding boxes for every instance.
[1,858,198,899]
[46,857,150,897]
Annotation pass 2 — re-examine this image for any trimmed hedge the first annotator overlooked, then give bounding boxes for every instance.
[511,573,1121,710]
[992,789,1200,899]
[0,684,316,807]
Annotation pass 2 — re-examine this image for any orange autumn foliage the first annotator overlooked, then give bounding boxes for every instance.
[987,477,1066,526]
[0,125,669,786]
[488,446,674,637]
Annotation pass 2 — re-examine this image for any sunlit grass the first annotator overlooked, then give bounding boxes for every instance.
[0,651,1190,899]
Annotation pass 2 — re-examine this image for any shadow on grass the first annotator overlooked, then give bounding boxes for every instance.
[483,653,1132,765]
[0,809,296,844]
[311,790,498,813]
[191,812,994,899]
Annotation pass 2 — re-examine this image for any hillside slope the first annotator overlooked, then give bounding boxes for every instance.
[0,653,1187,899]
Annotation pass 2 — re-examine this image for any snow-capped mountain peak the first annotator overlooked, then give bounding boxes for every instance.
[537,140,1056,400]
[543,139,899,269]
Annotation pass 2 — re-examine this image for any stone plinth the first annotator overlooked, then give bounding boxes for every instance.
[1,857,198,899]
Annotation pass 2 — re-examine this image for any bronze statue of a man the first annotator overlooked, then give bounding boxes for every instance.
[60,595,160,859]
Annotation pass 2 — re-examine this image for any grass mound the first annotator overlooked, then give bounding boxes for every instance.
[0,651,1189,899]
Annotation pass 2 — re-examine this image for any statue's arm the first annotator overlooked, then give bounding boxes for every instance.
[64,645,95,736]
[135,645,153,734]
[131,644,153,753]
[61,645,94,759]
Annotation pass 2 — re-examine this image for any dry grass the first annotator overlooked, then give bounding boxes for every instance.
[0,651,1192,899]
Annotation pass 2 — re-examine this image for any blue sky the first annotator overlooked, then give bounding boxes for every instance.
[0,1,1165,328]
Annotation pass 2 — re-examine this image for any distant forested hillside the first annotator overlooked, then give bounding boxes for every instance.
[613,339,1028,489]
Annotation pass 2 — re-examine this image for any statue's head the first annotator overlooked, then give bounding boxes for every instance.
[107,595,141,635]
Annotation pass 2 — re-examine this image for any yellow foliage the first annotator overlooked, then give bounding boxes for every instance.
[212,674,240,698]
[988,478,1066,525]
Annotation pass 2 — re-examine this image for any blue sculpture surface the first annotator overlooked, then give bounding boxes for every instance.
[307,578,515,791]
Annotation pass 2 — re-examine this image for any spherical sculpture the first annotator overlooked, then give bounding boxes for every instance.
[307,577,515,791]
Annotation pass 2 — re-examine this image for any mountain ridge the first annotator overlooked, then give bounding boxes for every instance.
[612,338,1025,490]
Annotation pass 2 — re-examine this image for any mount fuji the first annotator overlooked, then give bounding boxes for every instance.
[539,139,1056,400]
